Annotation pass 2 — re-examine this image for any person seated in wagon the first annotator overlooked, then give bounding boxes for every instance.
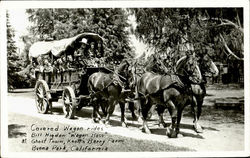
[96,40,105,67]
[87,41,99,67]
[74,38,88,68]
[43,57,53,72]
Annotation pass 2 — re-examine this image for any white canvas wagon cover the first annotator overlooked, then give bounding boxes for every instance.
[29,33,104,58]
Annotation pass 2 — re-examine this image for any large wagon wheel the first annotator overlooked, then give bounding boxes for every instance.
[62,87,76,119]
[34,80,52,114]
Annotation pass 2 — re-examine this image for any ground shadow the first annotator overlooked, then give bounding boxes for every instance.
[149,123,205,139]
[50,104,219,138]
[76,107,94,118]
[107,116,142,128]
[179,123,219,132]
[150,128,205,139]
[8,124,27,138]
[8,88,33,94]
[205,93,214,96]
[179,131,204,139]
[51,107,64,114]
[9,90,32,94]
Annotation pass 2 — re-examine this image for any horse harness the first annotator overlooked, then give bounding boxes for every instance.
[90,72,128,98]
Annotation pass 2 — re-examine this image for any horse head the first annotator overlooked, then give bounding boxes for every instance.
[117,59,129,69]
[175,55,202,84]
[115,59,135,90]
[199,54,219,77]
[116,60,129,76]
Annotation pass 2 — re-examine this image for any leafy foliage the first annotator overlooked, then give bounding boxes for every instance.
[132,8,243,61]
[131,8,243,81]
[26,8,134,65]
[7,11,26,91]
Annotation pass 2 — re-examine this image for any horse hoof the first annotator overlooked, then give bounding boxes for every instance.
[158,124,164,128]
[141,127,151,134]
[177,133,183,138]
[92,117,100,123]
[166,127,177,138]
[105,121,111,126]
[145,128,151,134]
[146,113,152,120]
[92,119,98,123]
[166,127,171,137]
[194,125,203,133]
[122,122,128,128]
[99,120,105,124]
[169,132,178,138]
[158,123,167,128]
[137,117,143,124]
[196,128,203,133]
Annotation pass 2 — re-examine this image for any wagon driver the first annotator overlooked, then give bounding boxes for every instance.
[74,38,88,68]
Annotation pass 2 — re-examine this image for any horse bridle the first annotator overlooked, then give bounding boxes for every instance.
[178,57,200,82]
[200,57,216,77]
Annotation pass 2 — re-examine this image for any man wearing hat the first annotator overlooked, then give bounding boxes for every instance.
[74,38,88,68]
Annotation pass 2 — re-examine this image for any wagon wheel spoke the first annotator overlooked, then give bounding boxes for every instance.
[63,95,70,114]
[64,95,71,105]
[40,99,48,111]
[37,97,43,110]
[34,80,51,114]
[36,85,44,99]
[62,87,76,119]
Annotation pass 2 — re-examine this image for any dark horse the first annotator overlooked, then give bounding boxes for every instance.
[189,54,219,132]
[87,60,135,127]
[134,55,203,138]
[148,55,219,133]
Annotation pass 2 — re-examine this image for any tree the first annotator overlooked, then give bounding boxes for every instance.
[132,8,243,61]
[26,8,134,65]
[131,8,243,82]
[7,11,24,91]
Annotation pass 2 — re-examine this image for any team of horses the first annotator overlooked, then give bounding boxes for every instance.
[87,53,218,138]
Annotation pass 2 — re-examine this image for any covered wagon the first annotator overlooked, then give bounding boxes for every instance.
[29,33,113,118]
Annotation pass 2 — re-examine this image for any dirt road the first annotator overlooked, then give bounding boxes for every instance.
[6,87,245,152]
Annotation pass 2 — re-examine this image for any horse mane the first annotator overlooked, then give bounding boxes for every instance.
[117,60,129,73]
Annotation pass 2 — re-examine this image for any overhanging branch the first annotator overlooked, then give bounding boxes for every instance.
[219,34,243,61]
[222,19,243,33]
[202,17,243,33]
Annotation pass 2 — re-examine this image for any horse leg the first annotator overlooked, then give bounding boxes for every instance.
[128,102,138,120]
[176,107,184,138]
[91,97,101,123]
[197,97,203,120]
[147,104,156,119]
[166,100,178,138]
[156,105,167,128]
[193,84,206,133]
[141,99,152,134]
[192,95,203,133]
[104,97,116,125]
[120,102,128,128]
[100,100,108,116]
[132,91,143,123]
